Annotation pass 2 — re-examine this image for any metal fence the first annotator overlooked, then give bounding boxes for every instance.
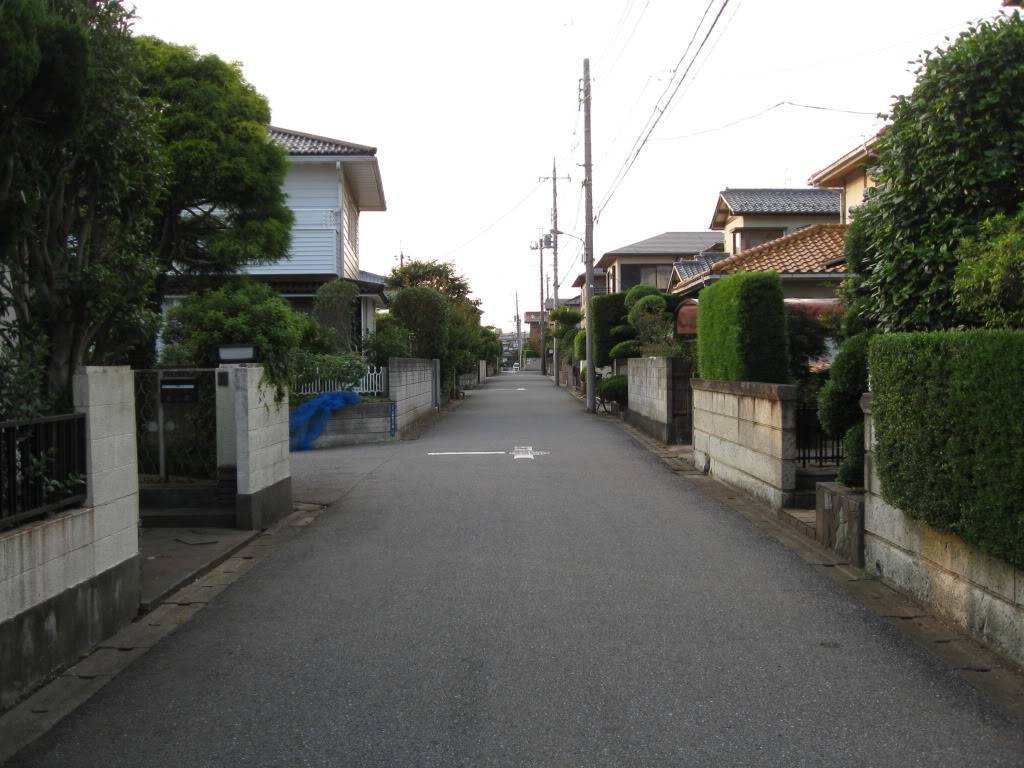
[0,413,87,530]
[796,402,845,468]
[295,365,388,396]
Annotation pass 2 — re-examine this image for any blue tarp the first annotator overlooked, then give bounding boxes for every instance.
[290,391,361,451]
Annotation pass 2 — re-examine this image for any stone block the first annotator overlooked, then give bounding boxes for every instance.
[1017,569,1024,608]
[88,464,138,508]
[40,553,67,602]
[65,543,95,587]
[918,520,1016,603]
[863,494,920,554]
[0,575,23,624]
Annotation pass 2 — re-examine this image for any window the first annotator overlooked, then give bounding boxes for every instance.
[732,228,784,253]
[619,264,673,291]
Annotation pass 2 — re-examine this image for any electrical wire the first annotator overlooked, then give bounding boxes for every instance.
[597,0,733,221]
[596,0,721,221]
[651,100,877,142]
[603,0,654,81]
[438,181,544,259]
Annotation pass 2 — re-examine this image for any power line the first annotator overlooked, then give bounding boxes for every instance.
[438,181,544,259]
[596,0,720,220]
[604,0,653,80]
[651,100,877,142]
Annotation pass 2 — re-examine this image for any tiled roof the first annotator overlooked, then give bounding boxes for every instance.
[719,188,840,216]
[269,126,376,156]
[571,267,606,289]
[674,224,847,293]
[604,231,721,257]
[673,250,728,281]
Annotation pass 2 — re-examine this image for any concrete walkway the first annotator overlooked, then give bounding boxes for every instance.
[9,372,1024,766]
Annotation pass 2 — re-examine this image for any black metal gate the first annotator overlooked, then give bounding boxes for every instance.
[135,369,217,483]
[671,358,694,444]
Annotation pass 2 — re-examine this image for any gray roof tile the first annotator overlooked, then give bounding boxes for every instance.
[269,126,376,156]
[720,188,840,215]
[605,231,721,257]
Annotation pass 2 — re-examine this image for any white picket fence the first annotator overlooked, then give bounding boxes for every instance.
[296,365,388,395]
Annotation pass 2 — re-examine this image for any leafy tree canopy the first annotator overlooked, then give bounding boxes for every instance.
[136,36,292,283]
[390,286,449,360]
[386,259,474,304]
[313,279,360,352]
[855,13,1024,331]
[0,0,164,406]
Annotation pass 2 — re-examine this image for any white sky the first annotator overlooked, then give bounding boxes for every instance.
[131,0,1006,332]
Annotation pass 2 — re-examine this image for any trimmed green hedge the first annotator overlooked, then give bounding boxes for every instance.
[869,330,1024,567]
[609,339,641,359]
[624,283,660,310]
[696,272,788,383]
[590,292,627,368]
[573,327,587,362]
[597,374,628,408]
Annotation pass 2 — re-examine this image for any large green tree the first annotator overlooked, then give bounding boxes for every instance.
[854,13,1024,331]
[0,0,165,405]
[136,37,292,287]
[386,259,474,304]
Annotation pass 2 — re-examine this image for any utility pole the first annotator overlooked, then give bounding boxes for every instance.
[582,57,596,412]
[540,160,570,388]
[529,237,547,376]
[514,291,522,369]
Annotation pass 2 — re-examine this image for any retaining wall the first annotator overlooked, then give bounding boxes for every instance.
[389,358,437,436]
[861,394,1024,666]
[0,366,140,711]
[313,401,394,447]
[691,379,798,509]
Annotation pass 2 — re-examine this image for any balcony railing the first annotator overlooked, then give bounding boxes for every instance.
[0,413,87,530]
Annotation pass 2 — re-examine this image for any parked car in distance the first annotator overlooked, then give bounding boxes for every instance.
[512,362,520,372]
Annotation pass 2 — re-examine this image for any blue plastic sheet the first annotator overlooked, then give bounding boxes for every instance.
[290,391,361,451]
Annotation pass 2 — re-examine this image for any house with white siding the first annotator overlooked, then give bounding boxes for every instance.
[250,126,388,339]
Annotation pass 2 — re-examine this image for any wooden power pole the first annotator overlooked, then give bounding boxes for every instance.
[582,58,596,412]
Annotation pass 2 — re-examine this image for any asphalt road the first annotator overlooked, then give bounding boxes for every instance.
[10,372,1024,767]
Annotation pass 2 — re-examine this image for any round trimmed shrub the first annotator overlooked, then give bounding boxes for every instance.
[624,283,661,310]
[609,339,641,359]
[597,374,628,408]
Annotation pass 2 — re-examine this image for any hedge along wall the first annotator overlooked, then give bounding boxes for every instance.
[869,330,1024,568]
[696,272,789,383]
[590,292,627,368]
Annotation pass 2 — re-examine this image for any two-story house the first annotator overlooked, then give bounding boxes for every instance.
[807,137,879,222]
[597,232,721,294]
[249,126,388,340]
[709,188,841,256]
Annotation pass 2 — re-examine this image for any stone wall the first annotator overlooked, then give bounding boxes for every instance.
[313,401,395,448]
[0,366,140,710]
[233,365,291,530]
[691,379,798,509]
[458,371,479,391]
[861,394,1024,666]
[626,357,673,443]
[389,358,437,436]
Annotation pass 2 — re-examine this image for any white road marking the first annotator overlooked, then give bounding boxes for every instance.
[427,451,508,456]
[426,446,551,459]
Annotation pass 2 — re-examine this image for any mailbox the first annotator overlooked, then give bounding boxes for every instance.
[160,377,199,404]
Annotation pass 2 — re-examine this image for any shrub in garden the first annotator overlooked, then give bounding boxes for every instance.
[624,283,661,310]
[869,330,1024,567]
[837,422,865,488]
[573,328,587,362]
[161,280,304,400]
[817,332,872,437]
[597,374,628,409]
[313,279,360,352]
[610,323,636,342]
[953,206,1024,329]
[390,286,449,360]
[609,340,641,360]
[364,316,411,366]
[290,350,367,393]
[590,293,627,367]
[696,272,788,382]
[562,327,581,361]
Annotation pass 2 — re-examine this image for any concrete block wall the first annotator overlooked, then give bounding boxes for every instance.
[0,366,140,710]
[626,357,673,443]
[313,401,394,448]
[691,379,798,509]
[389,358,436,436]
[861,395,1024,666]
[232,366,291,529]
